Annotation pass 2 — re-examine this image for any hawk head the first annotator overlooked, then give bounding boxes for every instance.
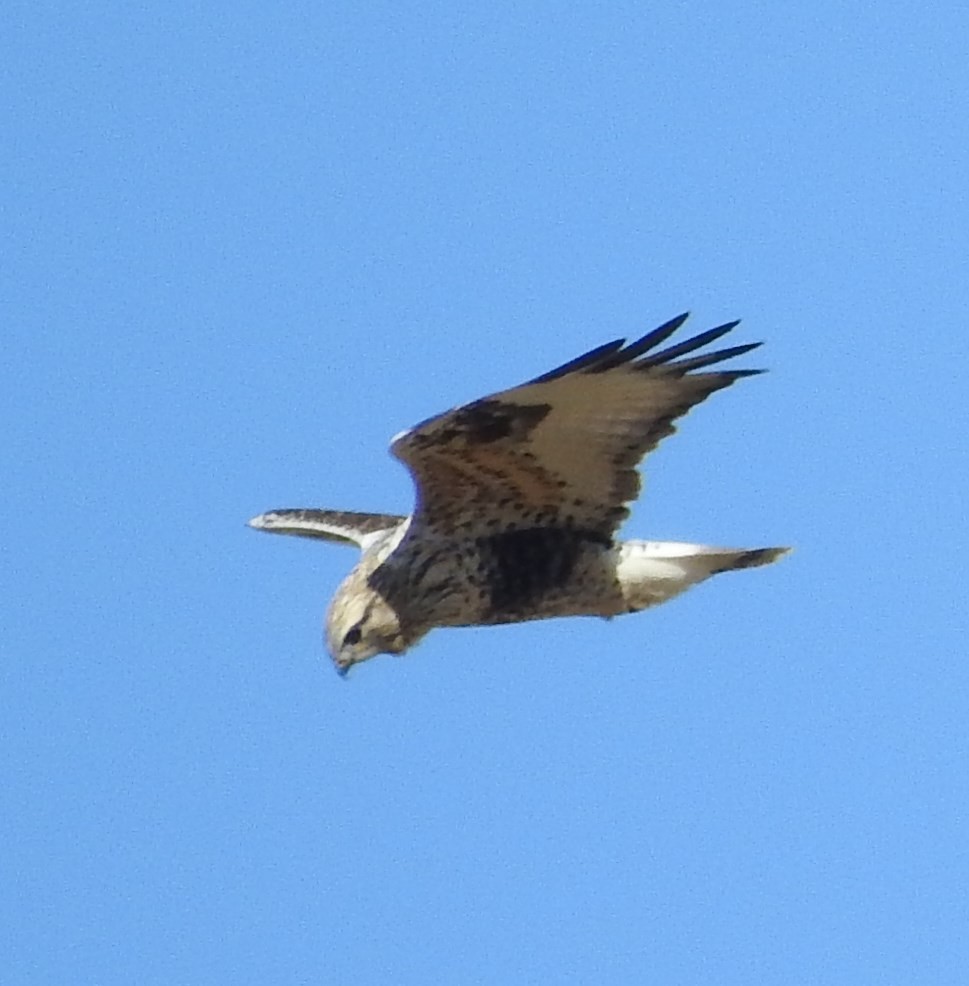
[325,569,424,675]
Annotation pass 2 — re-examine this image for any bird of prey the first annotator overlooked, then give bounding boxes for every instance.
[249,313,788,675]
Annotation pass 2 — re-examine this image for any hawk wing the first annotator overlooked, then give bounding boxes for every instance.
[247,509,405,551]
[390,313,763,542]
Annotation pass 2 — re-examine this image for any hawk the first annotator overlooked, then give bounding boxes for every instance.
[249,313,788,675]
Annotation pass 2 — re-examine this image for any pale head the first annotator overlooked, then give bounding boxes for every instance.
[325,569,417,676]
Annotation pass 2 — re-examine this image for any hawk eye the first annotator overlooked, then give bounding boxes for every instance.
[343,626,363,647]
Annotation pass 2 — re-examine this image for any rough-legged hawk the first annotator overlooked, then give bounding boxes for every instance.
[249,313,788,675]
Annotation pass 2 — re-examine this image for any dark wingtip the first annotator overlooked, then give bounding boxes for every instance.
[528,338,627,384]
[671,341,762,372]
[591,312,692,371]
[528,312,763,384]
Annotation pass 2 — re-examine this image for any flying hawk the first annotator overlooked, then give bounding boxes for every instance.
[249,313,788,675]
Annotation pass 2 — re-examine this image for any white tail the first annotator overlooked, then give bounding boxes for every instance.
[616,540,790,611]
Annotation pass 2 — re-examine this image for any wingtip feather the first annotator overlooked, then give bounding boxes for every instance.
[527,313,761,384]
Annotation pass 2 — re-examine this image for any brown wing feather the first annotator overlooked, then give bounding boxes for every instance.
[391,315,763,541]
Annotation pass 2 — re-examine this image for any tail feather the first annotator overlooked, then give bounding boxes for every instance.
[616,540,790,611]
[710,545,791,572]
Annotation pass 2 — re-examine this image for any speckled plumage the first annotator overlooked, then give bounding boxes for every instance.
[249,313,789,675]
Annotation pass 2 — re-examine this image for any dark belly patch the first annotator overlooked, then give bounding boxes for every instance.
[478,528,607,615]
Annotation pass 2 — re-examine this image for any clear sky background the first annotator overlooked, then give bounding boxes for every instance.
[5,2,969,983]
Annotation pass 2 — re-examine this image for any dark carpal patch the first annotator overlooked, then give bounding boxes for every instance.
[429,399,551,446]
[480,528,607,614]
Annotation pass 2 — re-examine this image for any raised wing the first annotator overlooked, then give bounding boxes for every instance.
[391,313,763,541]
[247,508,405,551]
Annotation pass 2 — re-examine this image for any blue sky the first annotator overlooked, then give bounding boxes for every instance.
[5,1,969,982]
